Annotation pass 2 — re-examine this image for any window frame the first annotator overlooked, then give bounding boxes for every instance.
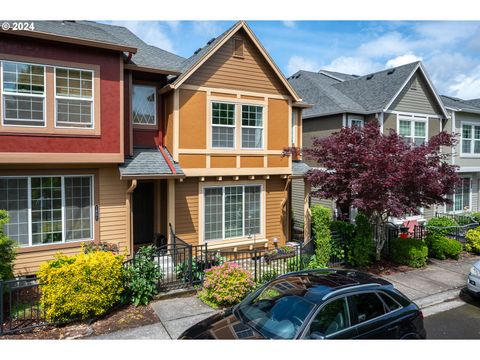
[131,84,158,127]
[397,114,428,146]
[347,117,364,128]
[445,177,471,214]
[241,104,264,150]
[0,174,95,248]
[291,110,297,146]
[460,121,480,157]
[211,101,237,149]
[54,66,95,129]
[1,60,47,128]
[202,183,263,243]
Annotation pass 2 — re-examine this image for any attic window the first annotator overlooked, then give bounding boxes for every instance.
[233,38,244,58]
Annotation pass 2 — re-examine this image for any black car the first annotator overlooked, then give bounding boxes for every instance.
[179,269,426,339]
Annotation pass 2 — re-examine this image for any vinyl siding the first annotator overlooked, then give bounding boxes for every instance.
[174,177,199,246]
[291,178,305,224]
[452,111,480,168]
[266,176,288,247]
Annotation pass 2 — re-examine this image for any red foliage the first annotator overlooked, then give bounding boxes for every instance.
[304,121,460,219]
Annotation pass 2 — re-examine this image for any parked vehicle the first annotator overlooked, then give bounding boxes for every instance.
[467,260,480,297]
[179,269,426,339]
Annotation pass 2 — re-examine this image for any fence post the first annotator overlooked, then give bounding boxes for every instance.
[0,280,3,336]
[188,244,193,286]
[254,249,258,283]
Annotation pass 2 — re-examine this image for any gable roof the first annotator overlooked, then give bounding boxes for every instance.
[169,21,301,101]
[289,61,448,119]
[440,95,480,114]
[462,98,480,108]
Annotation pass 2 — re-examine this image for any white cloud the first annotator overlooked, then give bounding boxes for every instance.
[358,32,413,58]
[108,21,175,52]
[414,22,480,46]
[447,64,480,99]
[323,56,381,76]
[385,53,422,68]
[282,21,296,29]
[286,56,321,75]
[191,21,223,39]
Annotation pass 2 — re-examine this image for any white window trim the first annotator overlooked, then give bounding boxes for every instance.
[291,111,297,146]
[1,60,47,128]
[200,181,265,244]
[444,177,472,214]
[460,121,480,158]
[131,84,157,126]
[241,103,265,150]
[347,117,364,128]
[0,174,95,248]
[211,101,236,149]
[396,113,428,145]
[54,66,95,129]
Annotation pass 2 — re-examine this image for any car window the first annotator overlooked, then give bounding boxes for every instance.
[349,292,385,324]
[307,298,349,337]
[378,292,401,312]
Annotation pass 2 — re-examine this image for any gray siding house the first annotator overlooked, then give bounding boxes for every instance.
[288,61,449,228]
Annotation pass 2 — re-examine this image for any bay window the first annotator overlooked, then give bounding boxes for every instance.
[204,185,262,241]
[398,115,427,146]
[0,175,94,247]
[241,105,264,149]
[461,123,480,155]
[55,67,94,128]
[2,61,45,126]
[212,102,235,148]
[446,178,471,213]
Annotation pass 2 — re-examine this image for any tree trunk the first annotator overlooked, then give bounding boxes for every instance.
[371,213,387,261]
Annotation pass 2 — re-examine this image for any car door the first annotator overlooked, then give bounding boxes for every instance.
[301,296,357,339]
[347,291,398,339]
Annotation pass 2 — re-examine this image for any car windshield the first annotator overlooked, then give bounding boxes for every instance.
[235,280,316,339]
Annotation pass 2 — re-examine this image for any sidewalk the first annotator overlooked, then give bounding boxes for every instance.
[93,254,480,339]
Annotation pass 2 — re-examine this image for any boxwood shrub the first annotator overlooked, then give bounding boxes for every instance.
[466,227,480,254]
[426,235,463,260]
[390,238,428,268]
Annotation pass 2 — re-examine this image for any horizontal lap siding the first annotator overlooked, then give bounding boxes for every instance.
[291,178,305,224]
[266,176,287,247]
[175,178,199,246]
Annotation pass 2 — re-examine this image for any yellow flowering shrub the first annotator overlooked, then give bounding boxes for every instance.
[38,251,124,322]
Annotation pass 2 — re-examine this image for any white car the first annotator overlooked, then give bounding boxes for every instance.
[467,260,480,297]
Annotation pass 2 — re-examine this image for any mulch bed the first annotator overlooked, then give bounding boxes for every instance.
[1,304,159,340]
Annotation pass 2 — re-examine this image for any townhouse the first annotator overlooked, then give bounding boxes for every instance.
[0,20,307,275]
[288,61,450,229]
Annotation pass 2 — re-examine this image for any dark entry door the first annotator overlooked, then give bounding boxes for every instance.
[133,182,154,245]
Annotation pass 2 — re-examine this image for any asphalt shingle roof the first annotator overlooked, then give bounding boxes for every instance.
[119,147,184,178]
[319,70,359,82]
[288,62,422,118]
[440,95,480,113]
[292,161,311,177]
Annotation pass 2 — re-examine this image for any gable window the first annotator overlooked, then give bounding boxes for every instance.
[241,105,264,149]
[0,175,94,247]
[204,184,262,241]
[132,85,157,125]
[348,118,364,128]
[55,67,94,128]
[446,178,471,213]
[461,123,480,155]
[398,115,427,146]
[2,61,45,127]
[211,102,235,148]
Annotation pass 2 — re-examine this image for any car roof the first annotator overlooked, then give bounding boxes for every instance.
[271,269,393,304]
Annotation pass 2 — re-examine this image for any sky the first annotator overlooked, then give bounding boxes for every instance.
[104,20,480,99]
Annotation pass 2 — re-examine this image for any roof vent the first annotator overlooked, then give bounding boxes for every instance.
[207,37,216,45]
[193,47,202,55]
[366,74,374,80]
[387,69,395,75]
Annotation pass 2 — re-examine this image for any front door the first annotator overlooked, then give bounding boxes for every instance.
[133,181,154,245]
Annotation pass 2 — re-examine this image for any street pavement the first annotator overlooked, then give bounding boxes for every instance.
[425,290,480,339]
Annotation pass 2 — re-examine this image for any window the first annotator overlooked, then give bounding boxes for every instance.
[348,292,385,324]
[348,118,364,128]
[2,61,45,126]
[211,102,235,148]
[291,111,297,146]
[241,105,263,149]
[461,123,480,155]
[0,175,93,247]
[204,185,261,241]
[132,85,157,125]
[307,298,350,337]
[398,115,427,146]
[446,178,471,213]
[378,292,401,312]
[55,67,94,128]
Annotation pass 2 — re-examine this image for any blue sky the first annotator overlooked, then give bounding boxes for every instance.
[105,20,480,99]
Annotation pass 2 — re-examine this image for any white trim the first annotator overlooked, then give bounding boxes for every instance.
[444,176,472,214]
[291,109,297,146]
[342,113,346,127]
[379,112,384,134]
[396,113,428,145]
[130,84,157,127]
[347,115,364,128]
[210,100,237,150]
[384,109,442,118]
[240,103,265,150]
[459,121,480,157]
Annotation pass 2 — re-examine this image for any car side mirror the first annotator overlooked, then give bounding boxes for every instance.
[310,331,325,340]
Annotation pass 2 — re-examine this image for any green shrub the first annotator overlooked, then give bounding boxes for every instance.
[199,262,255,308]
[347,212,374,267]
[427,235,463,260]
[175,252,226,283]
[471,212,480,223]
[466,227,480,254]
[390,238,428,268]
[426,217,457,237]
[123,245,163,306]
[311,205,332,268]
[38,251,124,321]
[0,210,16,281]
[258,268,278,284]
[330,220,354,262]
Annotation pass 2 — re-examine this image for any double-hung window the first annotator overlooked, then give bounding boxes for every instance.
[446,178,471,213]
[461,123,480,155]
[241,105,264,149]
[132,85,157,125]
[204,185,262,241]
[2,61,45,127]
[348,118,364,128]
[398,115,427,146]
[0,175,94,247]
[212,102,235,148]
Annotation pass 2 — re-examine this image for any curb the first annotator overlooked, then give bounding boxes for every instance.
[414,288,462,310]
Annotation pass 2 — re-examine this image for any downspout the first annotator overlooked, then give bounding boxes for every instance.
[126,179,137,257]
